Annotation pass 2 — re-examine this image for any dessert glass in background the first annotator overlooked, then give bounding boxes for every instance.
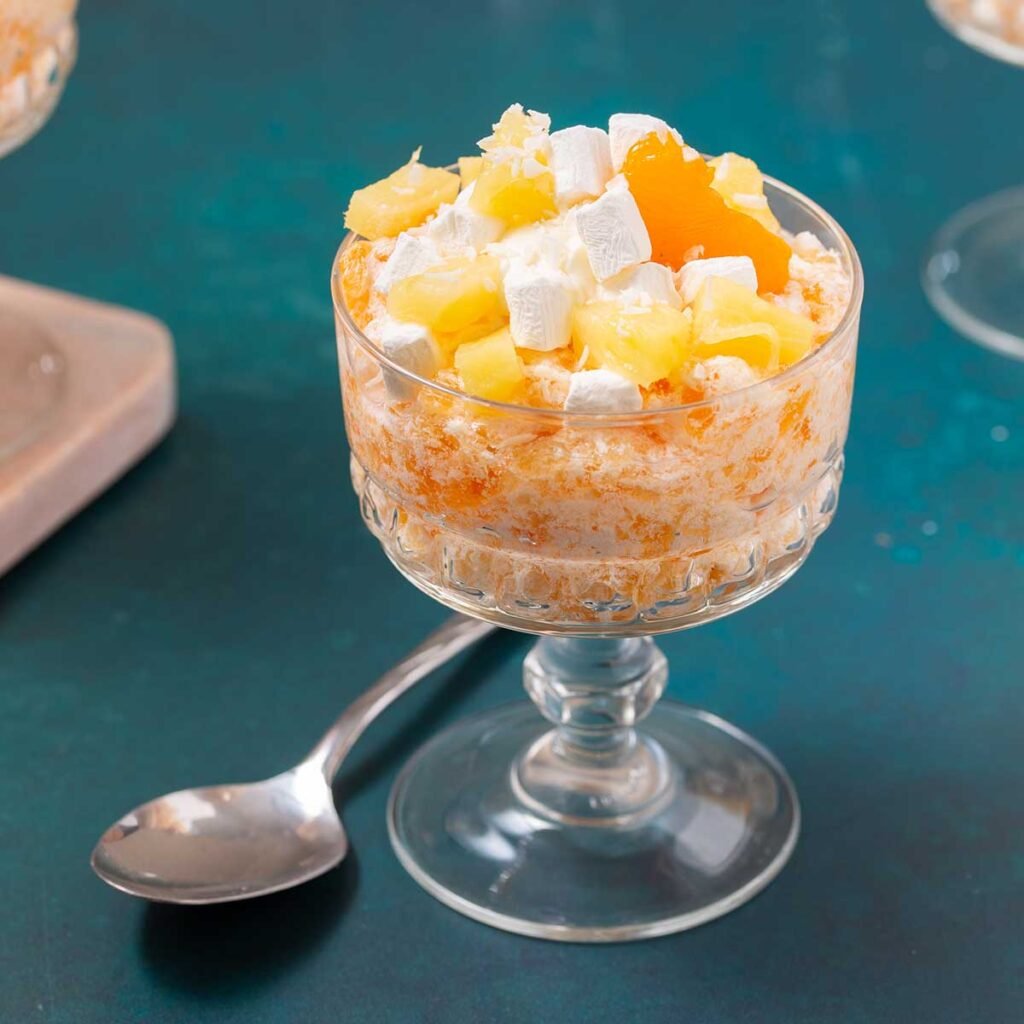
[333,114,863,939]
[0,0,76,458]
[927,0,1024,63]
[923,0,1024,358]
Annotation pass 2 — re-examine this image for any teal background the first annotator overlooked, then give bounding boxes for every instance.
[2,0,1023,1020]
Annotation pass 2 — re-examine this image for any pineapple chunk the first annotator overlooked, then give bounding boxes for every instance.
[458,156,485,187]
[471,160,556,229]
[775,321,815,368]
[572,301,693,387]
[454,327,525,402]
[470,105,555,228]
[692,277,815,369]
[479,104,551,153]
[345,156,459,241]
[695,322,780,374]
[709,153,780,232]
[387,254,507,349]
[709,153,763,196]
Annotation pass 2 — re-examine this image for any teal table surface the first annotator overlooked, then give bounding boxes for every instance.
[2,1,1023,1021]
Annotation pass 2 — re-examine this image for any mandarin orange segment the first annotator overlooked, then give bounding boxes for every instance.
[622,134,792,294]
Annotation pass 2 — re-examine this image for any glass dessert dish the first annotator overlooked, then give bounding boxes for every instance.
[927,0,1024,65]
[923,0,1024,358]
[333,108,862,940]
[0,1,76,458]
[0,0,77,159]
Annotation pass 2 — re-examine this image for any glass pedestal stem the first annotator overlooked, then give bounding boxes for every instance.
[517,637,673,825]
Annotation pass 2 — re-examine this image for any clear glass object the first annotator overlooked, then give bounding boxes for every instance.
[0,7,76,458]
[923,0,1024,358]
[332,178,863,941]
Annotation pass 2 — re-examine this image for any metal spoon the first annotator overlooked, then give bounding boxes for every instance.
[91,614,495,904]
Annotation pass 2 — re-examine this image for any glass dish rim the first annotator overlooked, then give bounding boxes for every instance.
[330,166,864,421]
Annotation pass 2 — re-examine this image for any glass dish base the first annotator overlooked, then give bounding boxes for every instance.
[923,186,1024,360]
[388,699,799,943]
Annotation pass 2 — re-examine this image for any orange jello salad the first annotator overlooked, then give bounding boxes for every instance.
[933,0,1024,49]
[0,0,76,131]
[334,105,860,631]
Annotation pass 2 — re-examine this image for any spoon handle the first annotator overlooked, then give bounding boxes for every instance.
[305,614,497,782]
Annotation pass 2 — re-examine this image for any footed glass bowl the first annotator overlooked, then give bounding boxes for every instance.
[0,8,76,458]
[923,0,1024,357]
[926,0,1024,67]
[332,177,863,941]
[0,9,77,159]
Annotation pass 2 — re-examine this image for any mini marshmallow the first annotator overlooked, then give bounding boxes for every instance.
[504,262,574,351]
[549,125,613,206]
[574,186,652,281]
[608,113,683,170]
[676,256,758,304]
[367,315,442,400]
[560,210,599,302]
[600,262,681,308]
[488,219,564,271]
[564,369,643,413]
[426,183,504,253]
[374,232,441,294]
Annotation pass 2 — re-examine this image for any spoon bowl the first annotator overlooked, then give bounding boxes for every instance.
[91,616,494,903]
[91,765,346,904]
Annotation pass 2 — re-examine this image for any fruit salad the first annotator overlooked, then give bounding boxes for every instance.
[933,0,1024,50]
[0,0,76,134]
[333,106,860,631]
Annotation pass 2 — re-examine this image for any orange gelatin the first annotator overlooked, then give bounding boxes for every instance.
[622,134,792,294]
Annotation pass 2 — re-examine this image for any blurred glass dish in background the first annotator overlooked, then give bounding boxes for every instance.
[0,0,76,454]
[0,0,76,458]
[0,0,77,157]
[927,0,1024,64]
[924,0,1024,358]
